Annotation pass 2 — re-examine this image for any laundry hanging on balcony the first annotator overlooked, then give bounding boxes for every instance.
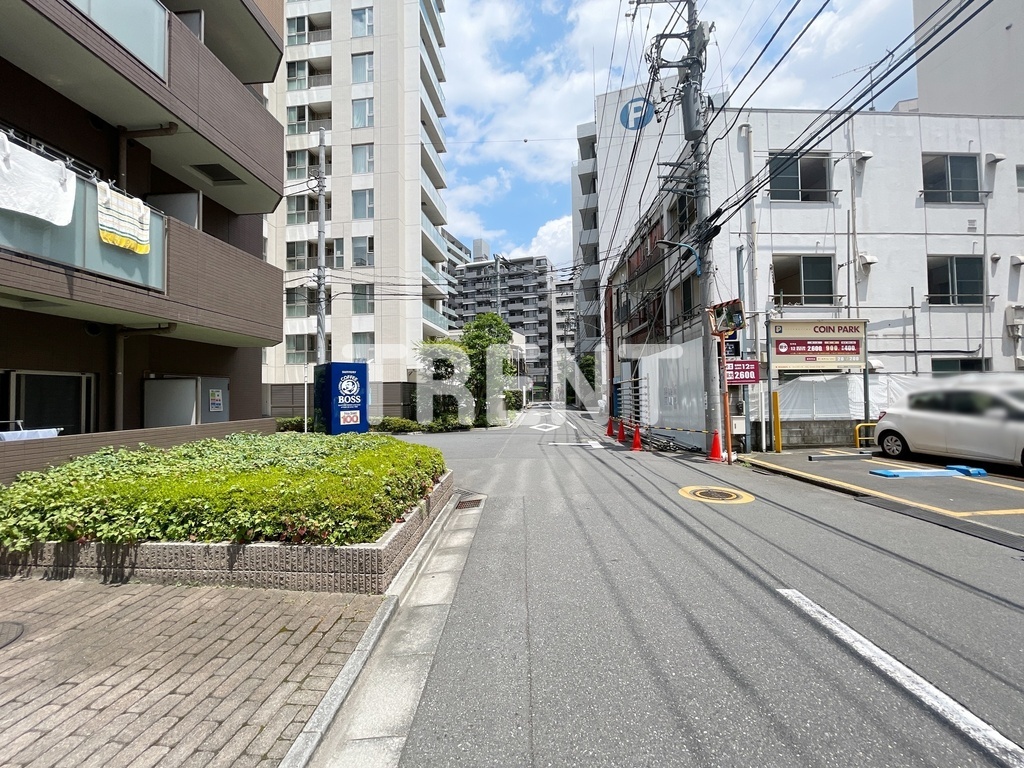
[0,133,76,226]
[97,180,150,254]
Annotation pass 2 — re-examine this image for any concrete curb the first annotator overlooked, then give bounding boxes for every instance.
[281,488,466,768]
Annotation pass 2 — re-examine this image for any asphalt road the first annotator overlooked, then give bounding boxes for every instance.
[339,405,1024,767]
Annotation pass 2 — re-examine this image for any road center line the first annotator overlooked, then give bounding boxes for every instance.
[778,589,1024,767]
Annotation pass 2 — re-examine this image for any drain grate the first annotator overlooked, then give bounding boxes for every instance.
[0,622,24,650]
[456,498,483,510]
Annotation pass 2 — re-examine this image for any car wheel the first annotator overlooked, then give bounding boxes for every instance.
[879,430,910,459]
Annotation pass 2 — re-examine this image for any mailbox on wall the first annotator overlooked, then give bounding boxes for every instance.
[314,362,369,434]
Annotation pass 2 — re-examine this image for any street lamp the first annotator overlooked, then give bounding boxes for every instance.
[656,239,701,276]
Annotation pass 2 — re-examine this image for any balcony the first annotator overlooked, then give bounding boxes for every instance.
[579,192,598,215]
[421,172,448,225]
[420,43,446,118]
[422,302,449,331]
[422,258,448,298]
[419,1,446,79]
[420,127,446,189]
[578,228,599,247]
[420,0,446,47]
[67,0,168,78]
[421,93,447,152]
[0,172,166,291]
[1,7,284,215]
[421,212,446,262]
[576,156,597,188]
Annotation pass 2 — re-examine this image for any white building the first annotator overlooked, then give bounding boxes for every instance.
[263,0,450,419]
[572,122,601,357]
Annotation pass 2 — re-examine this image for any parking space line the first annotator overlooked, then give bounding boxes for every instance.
[747,459,970,518]
[956,475,1024,493]
[864,458,939,471]
[962,508,1024,517]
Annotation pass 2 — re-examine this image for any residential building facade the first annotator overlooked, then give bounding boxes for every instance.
[451,245,554,398]
[572,121,601,358]
[1,0,284,435]
[264,0,449,419]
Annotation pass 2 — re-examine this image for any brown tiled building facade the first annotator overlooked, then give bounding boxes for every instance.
[0,1,285,439]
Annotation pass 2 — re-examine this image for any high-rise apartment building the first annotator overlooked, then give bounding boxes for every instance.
[1,0,284,436]
[572,122,601,358]
[264,0,449,419]
[451,243,554,398]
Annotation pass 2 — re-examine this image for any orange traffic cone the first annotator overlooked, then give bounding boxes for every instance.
[617,420,626,442]
[631,426,643,451]
[606,418,615,437]
[707,430,723,462]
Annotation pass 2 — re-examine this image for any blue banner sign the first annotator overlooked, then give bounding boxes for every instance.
[314,362,369,434]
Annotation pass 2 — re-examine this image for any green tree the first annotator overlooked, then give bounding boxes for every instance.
[566,353,596,405]
[415,338,471,422]
[460,313,514,417]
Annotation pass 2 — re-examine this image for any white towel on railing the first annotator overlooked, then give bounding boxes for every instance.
[0,133,76,226]
[97,180,150,254]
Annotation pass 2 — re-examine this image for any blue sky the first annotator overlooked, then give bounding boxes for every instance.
[439,0,919,270]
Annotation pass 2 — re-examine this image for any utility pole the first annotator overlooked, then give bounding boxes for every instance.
[315,127,327,365]
[644,0,721,448]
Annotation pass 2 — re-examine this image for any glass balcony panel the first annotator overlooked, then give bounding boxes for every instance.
[68,0,168,79]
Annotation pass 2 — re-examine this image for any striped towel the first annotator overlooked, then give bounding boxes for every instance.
[97,181,150,254]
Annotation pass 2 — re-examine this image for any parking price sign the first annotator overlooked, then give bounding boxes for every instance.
[769,320,867,370]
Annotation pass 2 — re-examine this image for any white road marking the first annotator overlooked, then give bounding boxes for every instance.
[530,424,559,432]
[778,589,1024,767]
[547,441,606,449]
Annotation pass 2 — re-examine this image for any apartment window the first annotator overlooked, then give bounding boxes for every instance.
[287,196,309,225]
[352,98,374,128]
[769,152,831,202]
[772,254,835,305]
[286,242,307,271]
[286,334,332,365]
[287,151,309,181]
[285,287,307,318]
[352,284,375,314]
[331,239,344,269]
[927,255,983,305]
[287,61,308,90]
[352,53,374,84]
[287,16,307,45]
[352,144,374,174]
[352,8,374,36]
[1017,165,1024,190]
[922,154,979,203]
[353,236,374,266]
[353,332,375,363]
[352,189,374,219]
[286,106,307,135]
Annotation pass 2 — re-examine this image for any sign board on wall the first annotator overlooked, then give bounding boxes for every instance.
[770,320,867,370]
[725,359,760,385]
[314,362,369,434]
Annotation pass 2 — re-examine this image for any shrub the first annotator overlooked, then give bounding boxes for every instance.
[0,433,446,551]
[373,417,422,433]
[423,416,470,433]
[503,389,523,411]
[276,417,312,432]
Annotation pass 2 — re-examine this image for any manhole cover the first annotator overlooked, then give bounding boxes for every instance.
[678,486,755,504]
[456,498,483,510]
[0,622,24,650]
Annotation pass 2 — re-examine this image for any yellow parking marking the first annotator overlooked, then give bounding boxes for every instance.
[956,475,1024,493]
[746,459,971,518]
[963,508,1024,517]
[864,458,940,471]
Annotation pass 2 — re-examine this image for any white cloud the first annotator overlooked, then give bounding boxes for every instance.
[507,215,574,269]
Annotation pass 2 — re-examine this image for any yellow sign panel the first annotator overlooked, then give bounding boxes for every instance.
[770,319,867,370]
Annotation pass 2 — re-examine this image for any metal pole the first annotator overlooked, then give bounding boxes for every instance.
[911,287,919,375]
[737,244,749,453]
[863,324,870,423]
[766,319,773,451]
[316,128,327,366]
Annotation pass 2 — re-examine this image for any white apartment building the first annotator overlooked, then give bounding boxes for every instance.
[263,0,450,419]
[571,122,601,357]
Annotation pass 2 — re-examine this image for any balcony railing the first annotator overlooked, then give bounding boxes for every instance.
[421,212,446,258]
[422,258,446,287]
[308,118,333,133]
[308,29,333,43]
[422,302,448,329]
[68,0,168,79]
[308,74,333,88]
[0,172,166,291]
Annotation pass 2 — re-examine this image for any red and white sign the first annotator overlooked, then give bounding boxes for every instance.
[770,320,867,370]
[725,359,760,385]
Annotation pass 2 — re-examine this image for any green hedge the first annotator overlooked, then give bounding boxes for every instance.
[0,432,446,551]
[372,416,422,433]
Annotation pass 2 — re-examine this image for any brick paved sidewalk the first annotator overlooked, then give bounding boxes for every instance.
[0,579,382,768]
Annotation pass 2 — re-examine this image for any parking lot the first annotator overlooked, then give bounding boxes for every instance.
[745,448,1024,549]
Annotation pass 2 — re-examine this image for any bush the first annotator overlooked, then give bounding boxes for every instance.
[423,416,470,433]
[373,417,422,433]
[276,417,312,432]
[0,432,446,551]
[503,389,523,411]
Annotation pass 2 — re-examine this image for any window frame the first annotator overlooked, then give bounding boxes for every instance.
[352,53,374,84]
[286,60,308,90]
[771,254,836,306]
[768,151,832,202]
[352,284,375,315]
[922,154,980,204]
[352,144,374,174]
[926,255,984,305]
[287,16,307,46]
[352,98,374,128]
[352,235,375,267]
[352,189,375,220]
[352,8,374,37]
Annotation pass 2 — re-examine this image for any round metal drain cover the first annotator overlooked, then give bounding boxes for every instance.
[0,622,24,650]
[679,486,755,504]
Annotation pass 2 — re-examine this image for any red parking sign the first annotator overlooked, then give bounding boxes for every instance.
[725,359,760,385]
